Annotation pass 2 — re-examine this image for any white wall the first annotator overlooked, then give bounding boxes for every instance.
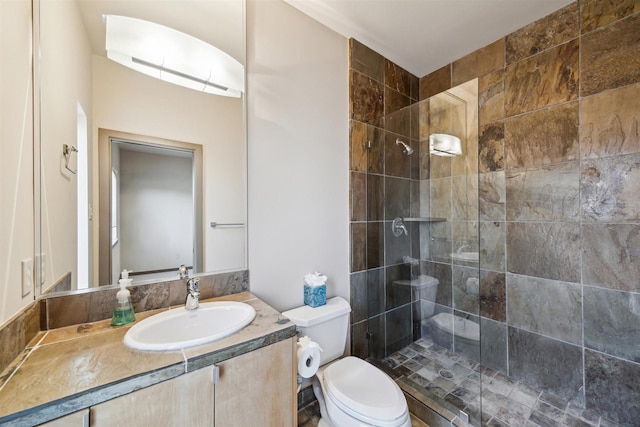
[0,0,34,325]
[246,0,349,312]
[39,0,93,292]
[92,55,245,282]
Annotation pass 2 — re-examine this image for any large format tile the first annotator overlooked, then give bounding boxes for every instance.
[584,286,640,363]
[350,70,385,127]
[452,39,504,86]
[478,71,504,127]
[505,2,578,64]
[367,268,385,318]
[367,173,383,221]
[478,122,505,172]
[350,222,366,272]
[480,318,507,374]
[386,305,413,355]
[505,40,579,116]
[479,171,505,221]
[351,321,368,359]
[350,172,366,221]
[582,223,640,292]
[366,222,384,269]
[452,175,478,221]
[508,327,583,402]
[507,274,582,345]
[507,222,580,283]
[581,82,640,159]
[350,272,367,323]
[581,153,640,223]
[350,120,368,172]
[504,101,579,169]
[505,162,580,221]
[384,176,411,220]
[452,266,479,315]
[385,88,412,137]
[581,0,640,33]
[430,178,452,219]
[581,13,640,97]
[385,132,412,178]
[385,223,411,266]
[385,59,415,99]
[479,270,506,322]
[419,64,451,101]
[585,349,640,425]
[479,222,505,272]
[386,264,412,310]
[349,38,384,82]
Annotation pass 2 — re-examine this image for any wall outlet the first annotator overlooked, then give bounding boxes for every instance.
[21,259,33,297]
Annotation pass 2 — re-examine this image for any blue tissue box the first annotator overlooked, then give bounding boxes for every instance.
[304,284,326,307]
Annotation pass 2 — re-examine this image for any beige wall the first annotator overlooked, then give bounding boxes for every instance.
[0,0,34,325]
[39,0,93,292]
[92,55,246,282]
[246,0,350,312]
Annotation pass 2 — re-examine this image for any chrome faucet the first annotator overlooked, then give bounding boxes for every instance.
[185,277,200,310]
[178,264,189,279]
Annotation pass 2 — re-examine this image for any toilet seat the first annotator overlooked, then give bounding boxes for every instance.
[321,357,408,426]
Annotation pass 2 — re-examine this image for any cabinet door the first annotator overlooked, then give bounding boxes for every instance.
[38,409,89,426]
[215,338,296,427]
[90,366,214,427]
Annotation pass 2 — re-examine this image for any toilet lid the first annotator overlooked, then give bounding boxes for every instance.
[322,357,407,424]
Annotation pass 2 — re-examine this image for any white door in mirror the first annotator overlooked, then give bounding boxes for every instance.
[123,301,256,351]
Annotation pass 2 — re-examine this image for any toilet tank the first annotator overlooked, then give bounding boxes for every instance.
[282,297,351,366]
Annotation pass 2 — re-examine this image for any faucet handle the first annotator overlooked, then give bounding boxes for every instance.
[178,264,188,279]
[187,277,200,291]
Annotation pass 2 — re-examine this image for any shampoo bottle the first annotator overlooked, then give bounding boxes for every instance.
[111,269,135,326]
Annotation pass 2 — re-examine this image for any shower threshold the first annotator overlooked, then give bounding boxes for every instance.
[369,338,612,427]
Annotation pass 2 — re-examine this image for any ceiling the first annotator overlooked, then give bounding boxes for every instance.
[284,0,573,77]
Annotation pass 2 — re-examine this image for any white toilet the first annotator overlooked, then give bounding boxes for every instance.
[282,297,411,427]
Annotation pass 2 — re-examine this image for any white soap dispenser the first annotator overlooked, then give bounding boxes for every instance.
[111,269,135,326]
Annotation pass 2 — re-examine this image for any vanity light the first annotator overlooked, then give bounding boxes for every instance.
[429,133,462,157]
[104,15,244,97]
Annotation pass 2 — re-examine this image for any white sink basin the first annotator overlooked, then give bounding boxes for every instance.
[451,251,479,262]
[124,301,256,351]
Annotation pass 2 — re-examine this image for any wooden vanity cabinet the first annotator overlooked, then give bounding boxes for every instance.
[39,410,89,426]
[40,338,296,427]
[90,366,215,426]
[215,337,296,426]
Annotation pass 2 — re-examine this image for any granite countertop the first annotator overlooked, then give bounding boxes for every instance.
[0,292,296,426]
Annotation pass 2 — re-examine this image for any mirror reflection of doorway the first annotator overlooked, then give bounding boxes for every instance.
[99,129,203,285]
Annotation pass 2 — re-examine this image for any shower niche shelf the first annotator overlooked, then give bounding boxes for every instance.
[392,217,446,237]
[401,217,446,223]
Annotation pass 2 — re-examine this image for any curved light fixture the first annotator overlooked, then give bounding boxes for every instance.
[429,133,462,157]
[104,15,244,98]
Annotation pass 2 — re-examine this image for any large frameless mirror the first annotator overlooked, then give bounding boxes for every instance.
[35,0,246,296]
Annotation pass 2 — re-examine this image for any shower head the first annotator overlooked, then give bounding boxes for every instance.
[395,139,414,155]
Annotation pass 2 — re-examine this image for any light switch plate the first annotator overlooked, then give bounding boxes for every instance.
[22,259,33,297]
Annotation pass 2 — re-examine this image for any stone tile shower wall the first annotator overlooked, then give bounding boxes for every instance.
[348,1,640,424]
[348,39,422,359]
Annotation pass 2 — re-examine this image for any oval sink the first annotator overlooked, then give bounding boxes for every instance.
[124,301,256,351]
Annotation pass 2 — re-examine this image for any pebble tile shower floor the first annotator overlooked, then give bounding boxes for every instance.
[372,338,620,427]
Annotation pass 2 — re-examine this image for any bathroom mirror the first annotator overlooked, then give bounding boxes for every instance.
[35,0,246,296]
